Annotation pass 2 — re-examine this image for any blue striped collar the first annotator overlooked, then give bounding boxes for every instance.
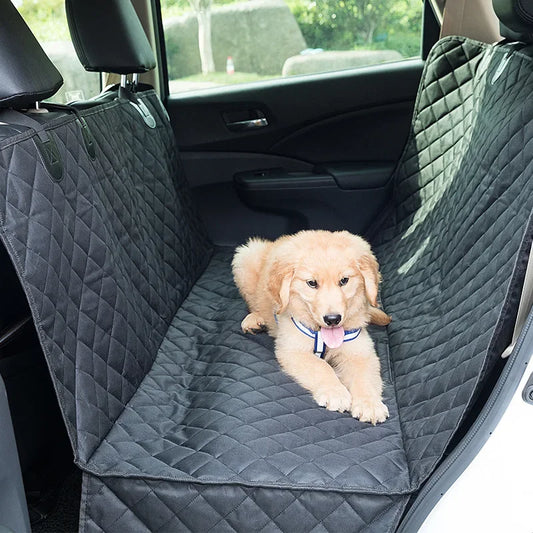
[290,317,361,359]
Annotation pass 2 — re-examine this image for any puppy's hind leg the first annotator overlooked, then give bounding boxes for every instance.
[232,238,271,332]
[232,237,270,301]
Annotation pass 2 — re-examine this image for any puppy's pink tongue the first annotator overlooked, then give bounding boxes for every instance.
[321,326,345,349]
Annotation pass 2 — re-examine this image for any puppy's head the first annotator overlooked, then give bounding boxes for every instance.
[268,231,389,347]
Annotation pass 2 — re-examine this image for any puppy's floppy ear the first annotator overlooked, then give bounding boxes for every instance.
[369,306,392,326]
[341,232,381,306]
[267,261,294,314]
[357,252,380,306]
[348,235,390,324]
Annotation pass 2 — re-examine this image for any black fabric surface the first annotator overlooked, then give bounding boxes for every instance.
[87,250,407,493]
[80,474,409,532]
[0,36,532,532]
[374,37,533,484]
[0,92,212,462]
[0,0,63,107]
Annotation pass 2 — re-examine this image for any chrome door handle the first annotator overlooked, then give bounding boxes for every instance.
[226,117,269,131]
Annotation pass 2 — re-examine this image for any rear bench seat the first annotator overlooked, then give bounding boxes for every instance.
[1,0,532,531]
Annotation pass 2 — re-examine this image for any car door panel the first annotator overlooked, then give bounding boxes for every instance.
[167,59,424,245]
[182,152,314,245]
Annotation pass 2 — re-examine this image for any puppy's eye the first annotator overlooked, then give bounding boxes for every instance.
[306,280,318,289]
[339,277,349,286]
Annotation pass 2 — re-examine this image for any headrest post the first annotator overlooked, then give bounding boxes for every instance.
[132,73,139,92]
[120,75,127,89]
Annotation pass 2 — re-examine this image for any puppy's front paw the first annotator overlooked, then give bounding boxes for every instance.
[351,398,389,425]
[241,312,267,334]
[314,385,352,413]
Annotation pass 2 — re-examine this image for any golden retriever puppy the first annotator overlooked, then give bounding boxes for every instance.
[232,230,391,424]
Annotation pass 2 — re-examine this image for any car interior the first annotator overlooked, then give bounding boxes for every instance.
[0,0,532,531]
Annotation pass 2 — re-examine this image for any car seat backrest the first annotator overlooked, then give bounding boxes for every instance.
[0,0,63,351]
[376,32,533,481]
[0,1,212,460]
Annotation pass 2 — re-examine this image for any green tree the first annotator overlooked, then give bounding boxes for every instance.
[288,0,422,53]
[17,0,70,41]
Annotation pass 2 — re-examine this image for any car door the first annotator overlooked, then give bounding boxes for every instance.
[158,0,440,246]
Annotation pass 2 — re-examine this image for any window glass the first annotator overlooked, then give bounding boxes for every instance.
[162,0,423,94]
[13,0,101,103]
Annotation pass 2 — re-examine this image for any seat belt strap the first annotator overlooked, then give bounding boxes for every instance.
[502,244,533,359]
[439,0,501,43]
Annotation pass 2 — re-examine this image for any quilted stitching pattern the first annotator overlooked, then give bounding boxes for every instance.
[80,473,409,533]
[0,93,211,460]
[375,39,533,482]
[0,36,532,533]
[87,251,409,493]
[80,36,533,500]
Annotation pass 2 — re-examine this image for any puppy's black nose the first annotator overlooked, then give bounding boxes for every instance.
[323,314,342,326]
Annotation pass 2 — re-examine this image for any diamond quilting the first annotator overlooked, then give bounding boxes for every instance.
[376,39,533,483]
[81,38,532,502]
[0,94,212,460]
[81,473,409,533]
[88,251,409,494]
[1,35,533,533]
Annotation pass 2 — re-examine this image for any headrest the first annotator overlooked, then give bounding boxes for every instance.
[0,0,63,108]
[66,0,156,74]
[493,0,533,42]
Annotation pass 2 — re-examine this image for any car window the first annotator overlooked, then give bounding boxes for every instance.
[12,0,101,103]
[162,0,423,94]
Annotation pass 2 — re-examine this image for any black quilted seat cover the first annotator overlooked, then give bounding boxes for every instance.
[88,251,406,492]
[0,93,212,462]
[0,37,532,532]
[376,37,533,484]
[81,253,409,531]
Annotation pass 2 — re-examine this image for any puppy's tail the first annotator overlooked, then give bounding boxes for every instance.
[232,237,271,304]
[369,306,392,326]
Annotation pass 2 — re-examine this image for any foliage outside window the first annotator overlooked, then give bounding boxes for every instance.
[288,0,421,56]
[14,0,101,103]
[161,0,423,93]
[14,0,423,97]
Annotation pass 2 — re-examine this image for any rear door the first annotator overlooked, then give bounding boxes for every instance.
[158,0,440,245]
